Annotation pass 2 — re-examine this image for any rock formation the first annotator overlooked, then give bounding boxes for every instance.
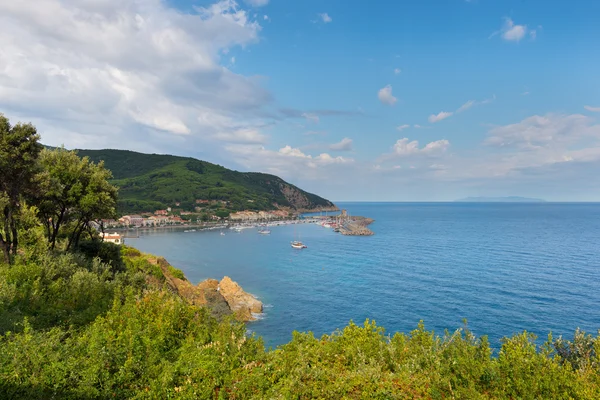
[218,276,263,321]
[152,257,262,322]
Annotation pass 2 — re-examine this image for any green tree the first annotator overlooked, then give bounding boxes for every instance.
[38,148,118,250]
[0,114,43,263]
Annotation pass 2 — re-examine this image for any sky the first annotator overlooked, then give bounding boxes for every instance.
[1,0,599,201]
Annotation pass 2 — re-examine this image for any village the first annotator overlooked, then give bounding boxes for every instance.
[100,206,295,229]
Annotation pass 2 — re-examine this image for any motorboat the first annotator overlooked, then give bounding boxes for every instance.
[291,241,307,249]
[258,229,271,235]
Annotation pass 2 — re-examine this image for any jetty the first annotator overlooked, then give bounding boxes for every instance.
[310,209,375,236]
[339,216,375,236]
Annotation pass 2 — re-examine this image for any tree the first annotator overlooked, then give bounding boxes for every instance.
[38,148,118,250]
[0,114,43,263]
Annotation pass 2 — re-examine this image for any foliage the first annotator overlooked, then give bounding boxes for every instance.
[76,149,335,214]
[1,238,600,398]
[37,148,118,250]
[0,113,43,263]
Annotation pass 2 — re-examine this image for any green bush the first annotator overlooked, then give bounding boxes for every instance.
[77,240,125,273]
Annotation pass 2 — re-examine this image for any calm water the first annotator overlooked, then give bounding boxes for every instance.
[127,203,600,348]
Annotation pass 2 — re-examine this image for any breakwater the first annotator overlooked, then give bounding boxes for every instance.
[339,216,375,236]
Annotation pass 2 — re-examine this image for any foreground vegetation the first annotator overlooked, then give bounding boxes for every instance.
[76,149,336,214]
[2,113,600,398]
[2,244,600,399]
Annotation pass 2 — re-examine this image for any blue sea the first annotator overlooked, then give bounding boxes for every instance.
[127,202,600,348]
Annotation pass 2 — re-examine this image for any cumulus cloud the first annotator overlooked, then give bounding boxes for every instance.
[394,68,401,75]
[378,85,397,105]
[0,0,270,152]
[584,106,600,112]
[329,137,353,151]
[224,143,354,182]
[491,18,529,42]
[428,111,453,123]
[392,138,450,156]
[318,13,332,23]
[396,124,410,131]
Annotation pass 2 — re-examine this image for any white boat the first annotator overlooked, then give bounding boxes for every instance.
[184,229,196,233]
[220,232,226,236]
[291,241,307,249]
[258,229,271,235]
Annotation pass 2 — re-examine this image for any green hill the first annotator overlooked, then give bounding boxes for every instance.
[75,149,337,214]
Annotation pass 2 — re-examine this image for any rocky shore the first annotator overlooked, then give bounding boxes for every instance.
[151,256,263,322]
[339,216,375,236]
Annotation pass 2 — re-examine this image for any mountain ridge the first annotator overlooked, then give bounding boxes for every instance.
[74,149,337,214]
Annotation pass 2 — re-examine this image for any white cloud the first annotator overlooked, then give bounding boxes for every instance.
[244,0,269,7]
[394,68,401,75]
[485,113,600,149]
[428,111,453,123]
[329,137,353,151]
[457,100,475,113]
[318,13,332,23]
[315,153,351,165]
[378,85,397,105]
[456,95,495,113]
[521,91,530,96]
[392,138,450,156]
[529,30,537,40]
[279,145,309,158]
[492,18,528,42]
[0,0,270,152]
[215,128,266,144]
[584,106,600,112]
[396,124,410,131]
[302,113,320,123]
[225,143,354,182]
[264,15,270,21]
[414,124,423,129]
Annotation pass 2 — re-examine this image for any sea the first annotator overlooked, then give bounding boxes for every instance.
[126,202,600,349]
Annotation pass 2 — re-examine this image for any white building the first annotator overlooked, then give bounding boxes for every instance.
[101,232,123,245]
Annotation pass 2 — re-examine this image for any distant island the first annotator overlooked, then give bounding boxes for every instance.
[455,196,547,203]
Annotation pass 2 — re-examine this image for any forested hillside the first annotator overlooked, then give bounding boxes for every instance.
[76,149,337,214]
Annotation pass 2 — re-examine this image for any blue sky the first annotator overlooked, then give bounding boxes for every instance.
[1,0,599,201]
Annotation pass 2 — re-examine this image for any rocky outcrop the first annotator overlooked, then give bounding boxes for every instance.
[151,256,262,322]
[278,182,337,211]
[218,276,263,321]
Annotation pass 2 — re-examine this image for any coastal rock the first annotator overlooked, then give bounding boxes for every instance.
[219,276,263,321]
[138,256,262,322]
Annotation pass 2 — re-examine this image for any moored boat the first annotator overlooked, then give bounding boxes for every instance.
[291,241,307,249]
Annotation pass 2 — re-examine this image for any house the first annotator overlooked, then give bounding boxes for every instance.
[169,216,185,224]
[101,232,123,245]
[128,215,144,226]
[154,210,168,216]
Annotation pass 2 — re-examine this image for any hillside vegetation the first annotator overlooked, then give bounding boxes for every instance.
[3,114,600,399]
[76,149,336,214]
